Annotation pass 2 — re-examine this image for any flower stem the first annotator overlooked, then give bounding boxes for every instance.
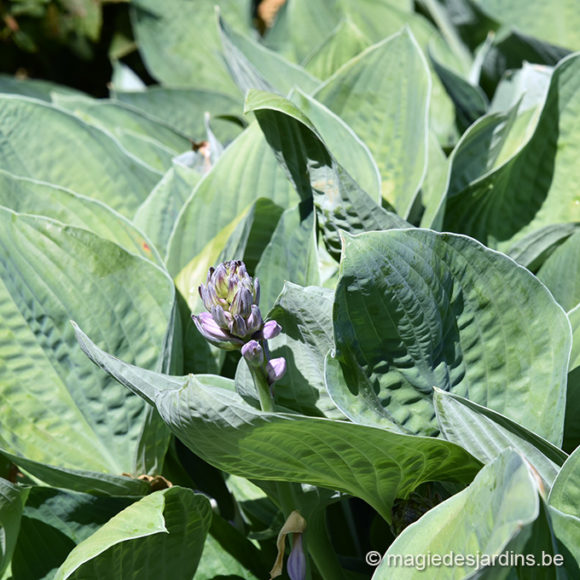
[247,362,274,412]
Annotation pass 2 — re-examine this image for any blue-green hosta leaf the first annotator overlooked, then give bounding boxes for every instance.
[332,230,570,443]
[133,163,200,258]
[373,451,541,580]
[52,95,192,172]
[0,96,161,218]
[289,89,382,201]
[236,283,342,419]
[10,486,133,580]
[0,75,83,101]
[506,223,580,272]
[254,202,320,313]
[73,325,482,523]
[444,52,580,248]
[245,90,408,259]
[218,14,320,95]
[434,389,567,489]
[313,29,430,215]
[167,122,298,312]
[472,0,580,51]
[130,0,250,94]
[0,209,175,494]
[547,507,580,571]
[302,17,372,80]
[549,445,580,519]
[54,487,211,580]
[0,170,161,265]
[537,231,580,311]
[0,478,28,578]
[112,87,243,143]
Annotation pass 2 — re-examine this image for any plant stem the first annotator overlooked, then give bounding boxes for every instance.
[248,362,274,412]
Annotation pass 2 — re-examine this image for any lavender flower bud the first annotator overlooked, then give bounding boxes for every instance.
[192,312,243,350]
[193,260,264,349]
[241,340,264,366]
[262,320,282,340]
[287,534,306,580]
[266,357,287,385]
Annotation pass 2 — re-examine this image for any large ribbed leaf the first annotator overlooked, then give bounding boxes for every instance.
[444,53,580,248]
[0,75,82,101]
[130,0,250,94]
[331,230,570,443]
[112,87,243,143]
[373,451,540,580]
[0,170,161,265]
[0,96,160,218]
[54,488,211,580]
[434,389,567,489]
[472,0,580,51]
[313,29,430,215]
[290,90,381,201]
[0,209,175,494]
[9,486,133,580]
[245,90,407,259]
[53,95,191,173]
[73,325,482,523]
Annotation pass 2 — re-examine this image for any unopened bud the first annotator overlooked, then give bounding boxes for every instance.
[241,340,264,366]
[266,357,287,385]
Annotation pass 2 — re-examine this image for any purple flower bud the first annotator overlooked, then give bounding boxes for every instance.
[241,340,264,366]
[192,312,243,350]
[211,305,230,330]
[246,304,263,335]
[266,357,286,385]
[287,534,306,580]
[230,314,248,338]
[262,320,282,340]
[231,287,253,317]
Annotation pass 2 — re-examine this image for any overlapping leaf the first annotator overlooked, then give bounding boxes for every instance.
[331,229,570,442]
[0,170,161,265]
[54,488,211,580]
[0,96,160,218]
[313,29,430,215]
[74,325,482,523]
[434,389,567,488]
[245,90,407,259]
[0,209,175,493]
[130,0,250,94]
[444,53,580,248]
[373,451,541,579]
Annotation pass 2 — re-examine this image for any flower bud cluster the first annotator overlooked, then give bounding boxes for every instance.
[192,260,286,385]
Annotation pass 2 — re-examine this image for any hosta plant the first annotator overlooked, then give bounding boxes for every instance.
[1,0,579,579]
